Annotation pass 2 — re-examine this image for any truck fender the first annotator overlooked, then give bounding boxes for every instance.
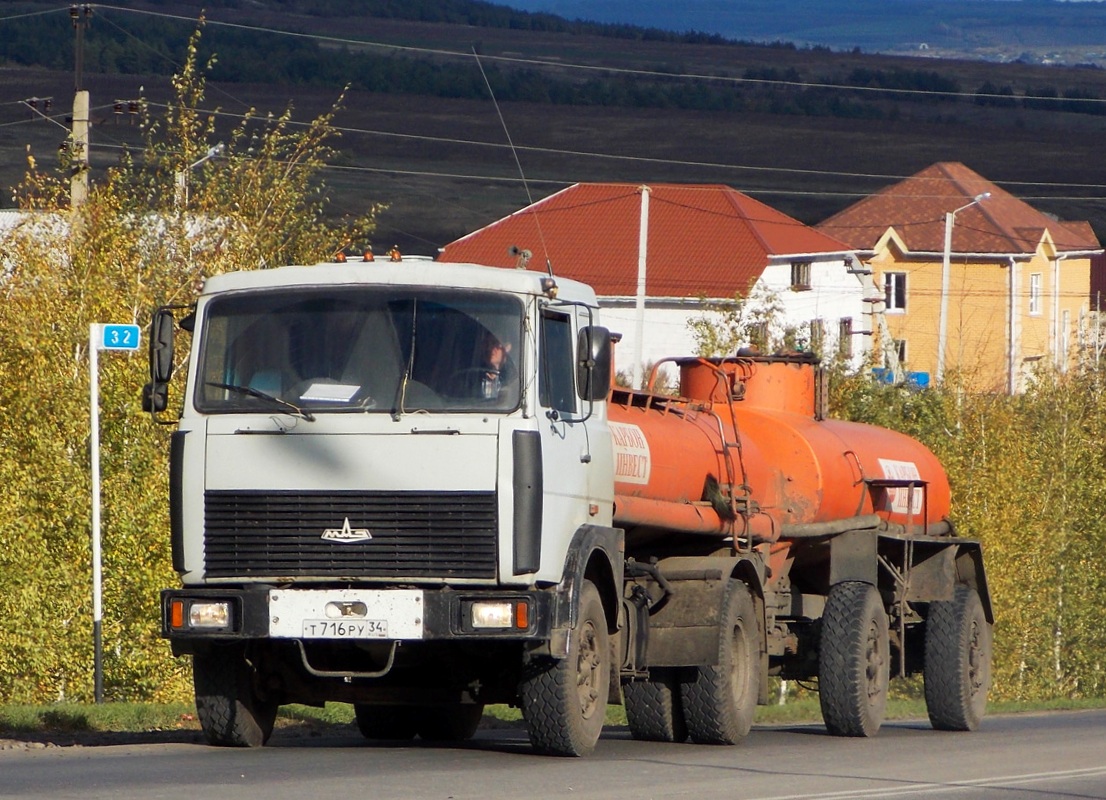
[953,541,993,624]
[544,524,624,659]
[638,555,766,669]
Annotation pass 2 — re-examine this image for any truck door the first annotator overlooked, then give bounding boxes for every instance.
[534,307,608,580]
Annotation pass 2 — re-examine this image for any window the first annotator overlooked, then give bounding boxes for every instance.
[790,261,812,291]
[539,310,577,414]
[749,321,770,350]
[838,317,854,359]
[195,287,524,415]
[894,339,907,364]
[885,272,907,312]
[1029,273,1042,316]
[809,319,825,355]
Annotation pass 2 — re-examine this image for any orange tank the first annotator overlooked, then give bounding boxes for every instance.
[609,354,950,545]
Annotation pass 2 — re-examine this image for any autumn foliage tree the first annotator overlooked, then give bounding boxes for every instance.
[0,27,376,703]
[831,368,1106,702]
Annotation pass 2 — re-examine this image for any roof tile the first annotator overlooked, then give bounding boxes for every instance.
[440,183,851,297]
[818,162,1101,255]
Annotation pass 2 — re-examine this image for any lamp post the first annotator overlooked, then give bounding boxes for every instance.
[936,191,990,383]
[174,143,225,208]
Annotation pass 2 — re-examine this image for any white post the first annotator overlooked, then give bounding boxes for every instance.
[87,321,141,703]
[937,192,989,384]
[88,324,103,703]
[71,90,89,209]
[937,211,953,384]
[632,185,650,390]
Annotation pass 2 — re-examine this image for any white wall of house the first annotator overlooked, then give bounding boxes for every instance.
[598,254,868,387]
[759,254,870,371]
[598,298,708,386]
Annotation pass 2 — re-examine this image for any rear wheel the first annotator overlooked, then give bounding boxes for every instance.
[193,646,278,748]
[520,579,610,756]
[681,581,759,745]
[416,704,485,741]
[818,581,889,737]
[924,585,992,731]
[353,704,418,740]
[624,668,688,742]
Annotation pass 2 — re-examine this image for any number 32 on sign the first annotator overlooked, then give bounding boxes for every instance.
[100,323,141,351]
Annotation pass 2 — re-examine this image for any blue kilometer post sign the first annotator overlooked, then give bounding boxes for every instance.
[100,323,141,351]
[89,320,142,704]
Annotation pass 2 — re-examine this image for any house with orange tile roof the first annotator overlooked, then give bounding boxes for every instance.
[818,162,1101,394]
[439,183,865,386]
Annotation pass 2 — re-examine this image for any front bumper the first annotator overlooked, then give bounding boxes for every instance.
[161,586,556,644]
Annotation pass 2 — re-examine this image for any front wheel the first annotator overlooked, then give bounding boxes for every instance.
[818,581,889,737]
[924,585,992,731]
[193,646,278,747]
[520,579,610,756]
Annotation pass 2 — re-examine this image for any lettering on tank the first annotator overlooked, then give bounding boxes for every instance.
[877,458,924,515]
[610,421,651,485]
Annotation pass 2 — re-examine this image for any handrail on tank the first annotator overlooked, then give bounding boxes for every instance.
[670,357,755,551]
[644,357,682,397]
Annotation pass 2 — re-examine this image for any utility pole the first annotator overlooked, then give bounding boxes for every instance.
[632,185,651,390]
[70,4,92,209]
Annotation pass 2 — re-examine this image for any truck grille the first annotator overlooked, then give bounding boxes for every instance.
[203,490,498,579]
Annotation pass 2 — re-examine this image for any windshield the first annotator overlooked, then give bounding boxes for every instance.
[195,286,524,415]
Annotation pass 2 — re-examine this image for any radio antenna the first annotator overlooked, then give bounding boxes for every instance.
[472,47,554,278]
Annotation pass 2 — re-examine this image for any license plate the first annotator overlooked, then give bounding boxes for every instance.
[302,619,388,639]
[268,589,424,640]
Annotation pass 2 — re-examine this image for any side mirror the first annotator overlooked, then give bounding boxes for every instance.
[150,308,176,384]
[141,381,168,413]
[577,326,612,402]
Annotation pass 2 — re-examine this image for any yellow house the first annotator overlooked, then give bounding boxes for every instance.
[818,162,1101,393]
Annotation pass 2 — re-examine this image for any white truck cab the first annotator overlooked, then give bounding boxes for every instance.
[149,259,621,754]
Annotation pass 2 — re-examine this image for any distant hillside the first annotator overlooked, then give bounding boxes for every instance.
[3,0,1106,255]
[503,0,1106,64]
[4,0,1105,119]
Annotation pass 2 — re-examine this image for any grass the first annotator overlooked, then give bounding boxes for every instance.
[3,695,1106,742]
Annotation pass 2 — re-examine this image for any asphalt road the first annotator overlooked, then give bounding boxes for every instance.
[2,710,1105,800]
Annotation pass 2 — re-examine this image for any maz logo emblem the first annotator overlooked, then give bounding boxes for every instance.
[321,517,373,543]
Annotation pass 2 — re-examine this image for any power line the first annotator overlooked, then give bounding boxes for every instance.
[107,100,1106,199]
[7,5,1106,229]
[0,6,67,24]
[7,7,1106,199]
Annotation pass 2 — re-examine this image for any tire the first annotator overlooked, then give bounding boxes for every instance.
[192,647,278,748]
[924,585,992,731]
[353,704,418,740]
[623,668,688,743]
[520,579,610,756]
[681,581,759,745]
[818,581,889,737]
[416,704,485,741]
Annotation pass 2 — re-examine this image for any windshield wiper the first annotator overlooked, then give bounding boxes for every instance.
[392,301,419,421]
[205,381,316,422]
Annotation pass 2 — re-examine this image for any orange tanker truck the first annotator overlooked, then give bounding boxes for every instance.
[611,352,988,743]
[146,258,991,756]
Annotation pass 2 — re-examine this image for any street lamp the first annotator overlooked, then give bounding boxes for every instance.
[174,142,225,208]
[936,191,990,383]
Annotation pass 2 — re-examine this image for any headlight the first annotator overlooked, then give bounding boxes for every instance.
[169,599,233,631]
[189,601,231,628]
[470,600,530,630]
